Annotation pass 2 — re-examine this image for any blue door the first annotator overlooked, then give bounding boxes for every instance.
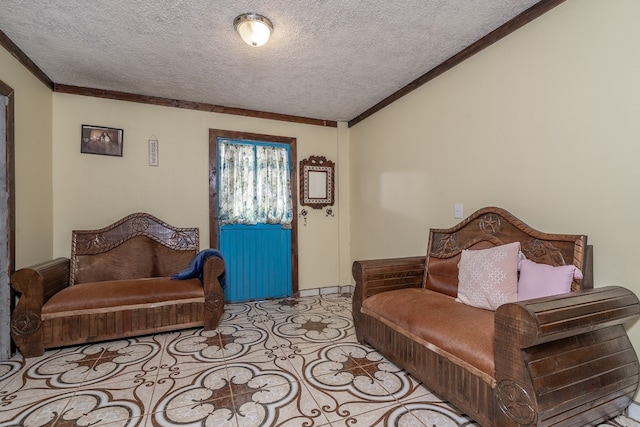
[217,138,293,302]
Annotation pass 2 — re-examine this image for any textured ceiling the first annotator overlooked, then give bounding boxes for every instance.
[0,1,541,123]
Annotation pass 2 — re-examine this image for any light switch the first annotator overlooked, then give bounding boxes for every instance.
[454,204,463,219]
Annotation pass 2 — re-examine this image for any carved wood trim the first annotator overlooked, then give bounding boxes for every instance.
[300,155,335,209]
[426,206,589,290]
[72,213,198,255]
[11,311,41,336]
[496,379,537,425]
[69,212,199,286]
[205,293,224,313]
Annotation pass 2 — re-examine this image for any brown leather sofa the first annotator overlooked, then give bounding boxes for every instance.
[353,207,640,426]
[10,212,225,358]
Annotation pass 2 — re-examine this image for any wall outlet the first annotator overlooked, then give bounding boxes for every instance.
[454,204,463,219]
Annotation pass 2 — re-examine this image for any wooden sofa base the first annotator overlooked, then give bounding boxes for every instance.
[358,312,495,425]
[358,309,639,427]
[40,300,209,349]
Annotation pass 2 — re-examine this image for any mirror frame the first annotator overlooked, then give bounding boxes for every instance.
[300,156,335,209]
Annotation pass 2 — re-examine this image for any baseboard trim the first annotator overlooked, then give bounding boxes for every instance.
[627,400,640,422]
[297,285,354,298]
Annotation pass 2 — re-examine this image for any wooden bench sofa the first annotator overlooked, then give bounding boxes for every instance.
[10,212,225,358]
[353,207,640,426]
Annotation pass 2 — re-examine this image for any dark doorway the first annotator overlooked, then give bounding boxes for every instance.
[0,80,15,359]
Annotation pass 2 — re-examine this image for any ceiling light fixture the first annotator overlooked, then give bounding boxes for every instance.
[234,13,273,47]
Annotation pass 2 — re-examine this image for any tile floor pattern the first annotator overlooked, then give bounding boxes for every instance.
[0,293,638,427]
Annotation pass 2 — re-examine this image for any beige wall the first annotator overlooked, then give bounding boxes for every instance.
[350,0,640,395]
[6,0,640,385]
[0,46,53,267]
[52,94,347,290]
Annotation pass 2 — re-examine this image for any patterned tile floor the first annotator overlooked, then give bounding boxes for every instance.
[0,293,638,426]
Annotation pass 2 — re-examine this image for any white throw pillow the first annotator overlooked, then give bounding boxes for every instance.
[456,242,520,311]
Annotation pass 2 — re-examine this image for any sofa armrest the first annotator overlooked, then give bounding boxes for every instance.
[202,256,225,330]
[352,256,425,342]
[494,286,640,425]
[496,286,640,349]
[10,257,70,357]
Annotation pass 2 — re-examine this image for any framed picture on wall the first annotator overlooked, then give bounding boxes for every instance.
[81,125,124,157]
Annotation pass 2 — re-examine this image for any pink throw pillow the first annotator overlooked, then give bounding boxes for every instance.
[517,259,583,301]
[456,242,520,311]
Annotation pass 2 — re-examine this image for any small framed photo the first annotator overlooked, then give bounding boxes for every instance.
[81,125,123,157]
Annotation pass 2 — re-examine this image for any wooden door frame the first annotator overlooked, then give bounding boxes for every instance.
[0,80,15,358]
[209,129,298,295]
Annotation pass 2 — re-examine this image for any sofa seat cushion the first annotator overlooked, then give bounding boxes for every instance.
[42,277,204,318]
[361,288,495,382]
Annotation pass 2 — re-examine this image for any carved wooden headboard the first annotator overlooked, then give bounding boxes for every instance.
[424,207,591,297]
[70,212,199,285]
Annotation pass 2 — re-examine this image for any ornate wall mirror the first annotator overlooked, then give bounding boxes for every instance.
[300,156,335,209]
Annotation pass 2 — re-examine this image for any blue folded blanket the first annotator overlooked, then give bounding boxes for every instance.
[172,249,226,289]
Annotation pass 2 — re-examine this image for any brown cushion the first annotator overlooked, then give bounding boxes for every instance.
[362,287,495,379]
[73,236,195,285]
[424,256,460,297]
[424,240,499,298]
[43,277,203,314]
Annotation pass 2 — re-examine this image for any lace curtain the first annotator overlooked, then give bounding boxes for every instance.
[218,142,292,225]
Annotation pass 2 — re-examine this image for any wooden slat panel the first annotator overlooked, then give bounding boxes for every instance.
[545,390,636,427]
[498,287,640,348]
[53,317,64,342]
[190,303,198,323]
[58,317,68,342]
[537,364,638,409]
[115,310,123,335]
[533,349,637,393]
[152,306,161,328]
[527,287,635,320]
[97,313,106,338]
[182,307,190,325]
[181,303,191,323]
[197,303,204,322]
[80,314,90,342]
[39,302,206,349]
[41,321,52,345]
[538,298,639,325]
[64,317,76,345]
[163,305,172,326]
[131,308,141,331]
[88,312,98,338]
[527,328,628,375]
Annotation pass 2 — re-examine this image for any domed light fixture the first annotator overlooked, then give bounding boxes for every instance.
[234,13,273,47]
